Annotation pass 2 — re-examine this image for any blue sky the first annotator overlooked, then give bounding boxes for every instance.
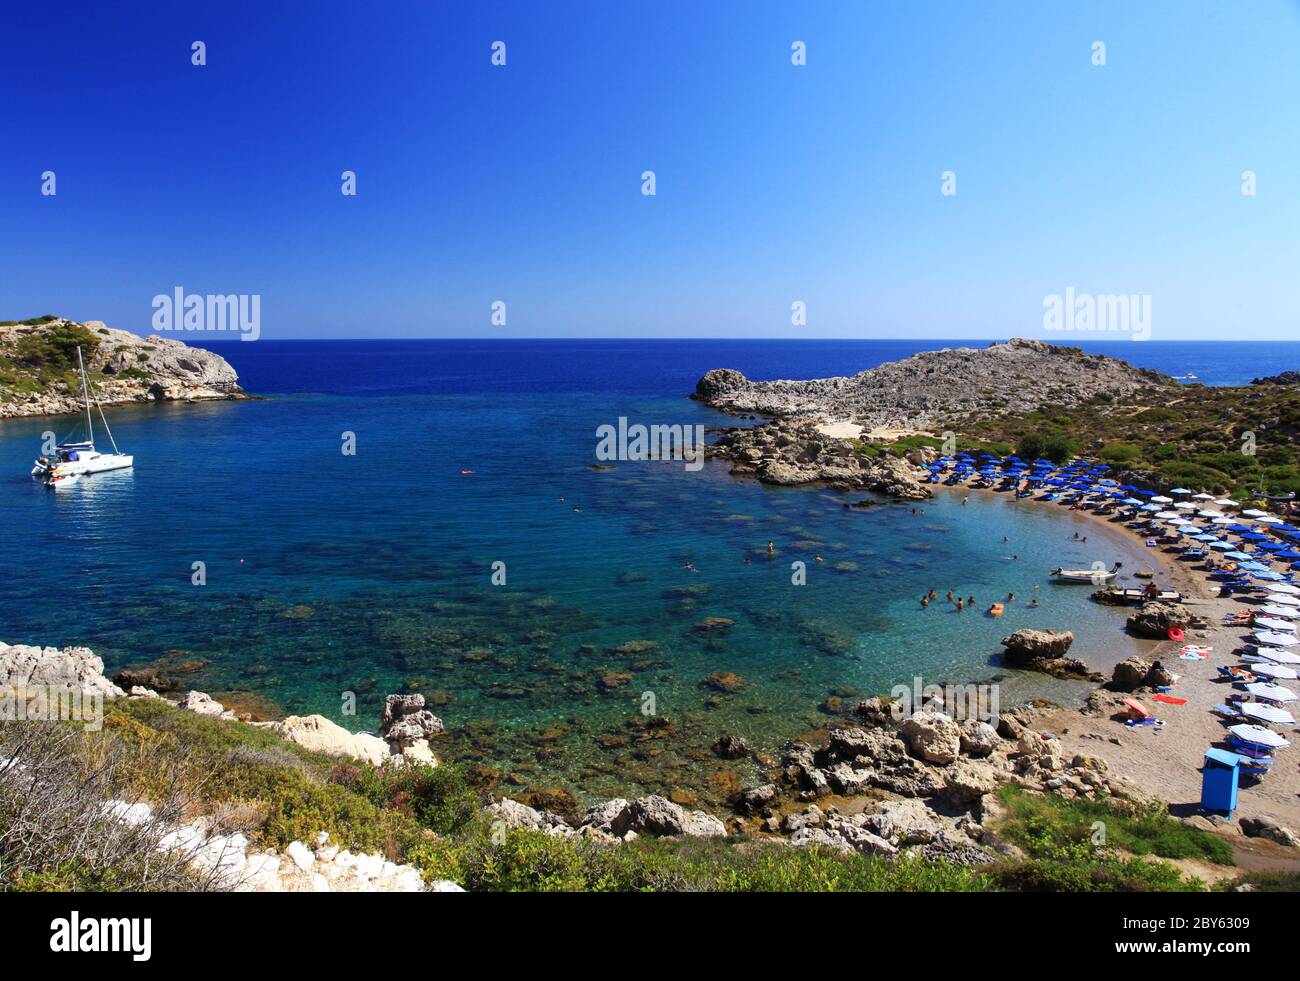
[1,1,1297,340]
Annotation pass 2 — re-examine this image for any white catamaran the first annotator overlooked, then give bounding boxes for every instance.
[30,346,133,486]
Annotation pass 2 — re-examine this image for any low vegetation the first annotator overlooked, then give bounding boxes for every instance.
[948,384,1300,497]
[0,319,105,397]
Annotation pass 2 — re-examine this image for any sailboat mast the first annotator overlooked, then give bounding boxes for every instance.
[77,346,94,445]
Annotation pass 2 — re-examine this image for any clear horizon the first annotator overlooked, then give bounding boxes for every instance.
[3,1,1298,342]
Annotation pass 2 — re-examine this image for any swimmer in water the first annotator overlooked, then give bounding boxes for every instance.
[921,596,929,608]
[1029,598,1039,608]
[946,590,954,603]
[956,598,964,611]
[1007,592,1015,602]
[767,541,775,555]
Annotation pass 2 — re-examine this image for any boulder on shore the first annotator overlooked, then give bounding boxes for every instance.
[1109,656,1175,692]
[999,629,1100,680]
[1126,601,1201,638]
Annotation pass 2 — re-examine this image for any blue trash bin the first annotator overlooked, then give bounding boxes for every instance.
[1201,748,1245,816]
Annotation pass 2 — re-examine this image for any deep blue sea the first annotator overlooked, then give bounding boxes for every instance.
[2,338,1295,802]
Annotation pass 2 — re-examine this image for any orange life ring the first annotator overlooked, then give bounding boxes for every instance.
[988,603,1005,617]
[1167,626,1185,642]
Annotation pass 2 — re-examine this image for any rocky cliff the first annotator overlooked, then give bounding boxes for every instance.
[0,316,245,419]
[694,338,1176,429]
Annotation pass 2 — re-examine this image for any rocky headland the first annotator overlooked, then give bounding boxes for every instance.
[694,338,1179,500]
[0,316,245,419]
[694,338,1175,429]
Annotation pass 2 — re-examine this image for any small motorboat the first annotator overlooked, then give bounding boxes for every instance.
[1051,561,1122,583]
[42,471,80,490]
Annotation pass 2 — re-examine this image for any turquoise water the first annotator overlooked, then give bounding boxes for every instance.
[0,339,1238,801]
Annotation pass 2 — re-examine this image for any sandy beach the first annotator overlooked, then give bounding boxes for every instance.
[977,488,1300,845]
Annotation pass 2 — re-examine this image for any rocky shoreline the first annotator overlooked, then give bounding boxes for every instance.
[0,317,246,420]
[11,635,1294,890]
[706,417,933,499]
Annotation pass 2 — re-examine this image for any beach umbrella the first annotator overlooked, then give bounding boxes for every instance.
[1258,516,1284,525]
[1122,698,1150,719]
[1256,631,1300,647]
[1211,517,1236,525]
[1194,493,1217,500]
[1245,682,1298,703]
[1229,723,1291,749]
[1255,617,1298,632]
[1194,535,1219,543]
[1240,702,1296,726]
[1170,488,1192,495]
[1198,510,1225,519]
[1155,511,1181,519]
[1243,509,1271,518]
[1269,583,1300,595]
[1261,606,1299,619]
[1254,647,1300,665]
[1225,551,1255,561]
[1151,495,1174,504]
[1175,502,1198,510]
[1253,663,1300,680]
[1216,499,1239,507]
[1252,571,1285,581]
[1268,593,1300,606]
[1123,497,1143,506]
[1210,541,1234,550]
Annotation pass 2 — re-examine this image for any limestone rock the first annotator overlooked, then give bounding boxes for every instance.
[0,642,124,698]
[898,711,962,766]
[270,714,391,766]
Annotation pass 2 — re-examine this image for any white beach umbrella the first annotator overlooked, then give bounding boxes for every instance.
[1243,509,1271,518]
[1257,516,1283,525]
[1255,617,1298,632]
[1267,593,1300,607]
[1240,702,1297,726]
[1261,605,1300,619]
[1253,662,1300,681]
[1175,502,1198,510]
[1212,516,1236,525]
[1255,631,1300,647]
[1271,584,1300,596]
[1253,647,1300,665]
[1198,510,1225,518]
[1216,498,1240,507]
[1151,495,1174,504]
[1246,682,1298,703]
[1155,511,1181,519]
[1193,493,1216,500]
[1229,723,1291,749]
